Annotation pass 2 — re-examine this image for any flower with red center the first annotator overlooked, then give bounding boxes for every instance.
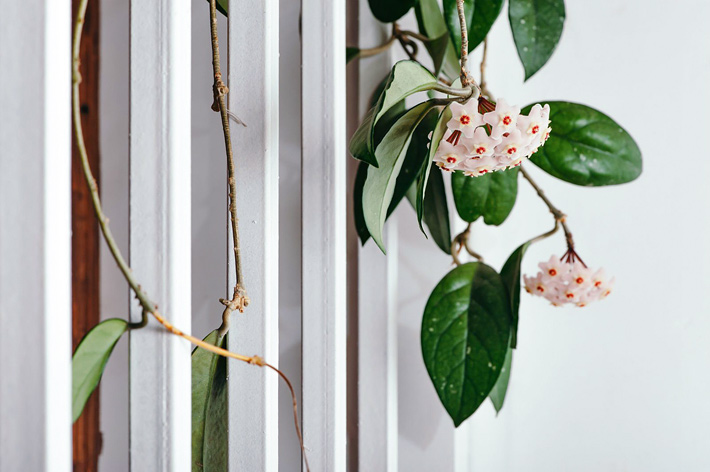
[525,253,613,307]
[495,129,528,164]
[447,100,484,138]
[433,140,466,172]
[461,127,499,157]
[483,98,520,139]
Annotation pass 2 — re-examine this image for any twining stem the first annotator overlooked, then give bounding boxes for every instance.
[73,0,261,363]
[357,24,430,59]
[479,37,492,98]
[456,0,473,86]
[432,83,476,99]
[358,35,397,58]
[451,223,484,265]
[208,0,249,334]
[519,166,576,249]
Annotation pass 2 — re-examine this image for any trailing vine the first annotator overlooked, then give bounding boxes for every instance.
[349,0,642,424]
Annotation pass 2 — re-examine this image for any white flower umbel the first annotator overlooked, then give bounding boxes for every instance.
[432,96,551,177]
[524,252,614,307]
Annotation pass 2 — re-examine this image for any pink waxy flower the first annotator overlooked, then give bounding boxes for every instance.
[483,98,521,139]
[447,100,485,138]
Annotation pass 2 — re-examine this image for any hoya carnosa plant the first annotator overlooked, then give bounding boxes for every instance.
[349,0,642,426]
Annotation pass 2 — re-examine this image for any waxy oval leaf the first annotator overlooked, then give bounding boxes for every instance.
[489,346,513,413]
[451,168,519,225]
[509,0,565,80]
[72,318,128,423]
[526,102,642,186]
[363,102,440,252]
[406,165,452,255]
[202,337,228,472]
[469,0,504,52]
[350,61,439,167]
[500,242,530,348]
[416,106,451,234]
[415,0,461,80]
[368,0,416,23]
[192,330,226,472]
[422,263,512,426]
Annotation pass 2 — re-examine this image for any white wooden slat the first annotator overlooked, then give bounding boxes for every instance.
[227,1,280,470]
[0,0,72,470]
[128,0,192,469]
[356,8,399,470]
[300,0,347,469]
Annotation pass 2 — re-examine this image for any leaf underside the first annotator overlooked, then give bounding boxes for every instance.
[451,168,519,225]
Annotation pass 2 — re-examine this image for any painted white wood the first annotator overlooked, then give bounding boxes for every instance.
[128,0,192,470]
[0,1,72,471]
[227,1,279,470]
[300,0,348,469]
[356,12,399,469]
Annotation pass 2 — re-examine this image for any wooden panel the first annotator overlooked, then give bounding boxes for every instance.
[71,0,102,470]
[0,0,73,470]
[128,0,192,469]
[300,0,347,470]
[227,1,280,470]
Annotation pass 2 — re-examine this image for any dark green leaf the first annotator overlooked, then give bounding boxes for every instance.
[346,47,360,63]
[363,102,440,252]
[206,0,228,17]
[489,346,513,413]
[192,330,225,472]
[416,106,451,232]
[500,242,530,348]
[422,262,512,426]
[468,0,504,52]
[72,318,128,423]
[203,337,228,472]
[350,61,439,167]
[415,0,460,80]
[443,0,473,58]
[368,0,416,23]
[509,0,565,80]
[451,168,519,225]
[527,102,642,186]
[407,166,452,255]
[355,110,438,245]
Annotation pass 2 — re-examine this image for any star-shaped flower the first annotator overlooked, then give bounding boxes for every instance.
[447,100,484,138]
[483,98,521,139]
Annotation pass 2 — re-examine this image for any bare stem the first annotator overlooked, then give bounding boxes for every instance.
[358,35,397,58]
[208,0,249,333]
[456,0,472,86]
[479,37,492,98]
[432,83,477,99]
[451,223,484,264]
[519,166,575,249]
[73,0,258,364]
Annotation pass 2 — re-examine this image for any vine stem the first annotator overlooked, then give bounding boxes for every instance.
[479,37,492,98]
[456,0,473,87]
[73,2,308,468]
[519,166,575,249]
[208,0,249,335]
[451,223,484,265]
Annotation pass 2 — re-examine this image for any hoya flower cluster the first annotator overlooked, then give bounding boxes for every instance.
[433,98,551,176]
[523,255,614,307]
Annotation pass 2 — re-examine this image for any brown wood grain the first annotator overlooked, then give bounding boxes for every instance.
[72,0,102,470]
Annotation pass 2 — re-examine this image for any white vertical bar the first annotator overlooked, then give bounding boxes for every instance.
[228,1,279,470]
[356,5,399,471]
[129,0,192,470]
[0,0,72,470]
[300,0,347,469]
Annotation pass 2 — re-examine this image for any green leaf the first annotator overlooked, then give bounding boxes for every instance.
[363,101,440,252]
[443,0,473,58]
[407,166,452,255]
[451,168,519,225]
[192,330,226,472]
[489,346,513,413]
[422,262,512,426]
[350,61,439,167]
[203,338,228,472]
[468,0,505,52]
[509,0,565,80]
[527,102,642,186]
[415,0,460,80]
[206,0,228,17]
[500,242,531,348]
[416,107,451,233]
[354,110,438,245]
[72,318,128,423]
[346,47,360,63]
[368,0,416,23]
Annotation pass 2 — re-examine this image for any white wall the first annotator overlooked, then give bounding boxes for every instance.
[392,1,710,471]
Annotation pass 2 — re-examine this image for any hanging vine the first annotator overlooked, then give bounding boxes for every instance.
[349,0,642,424]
